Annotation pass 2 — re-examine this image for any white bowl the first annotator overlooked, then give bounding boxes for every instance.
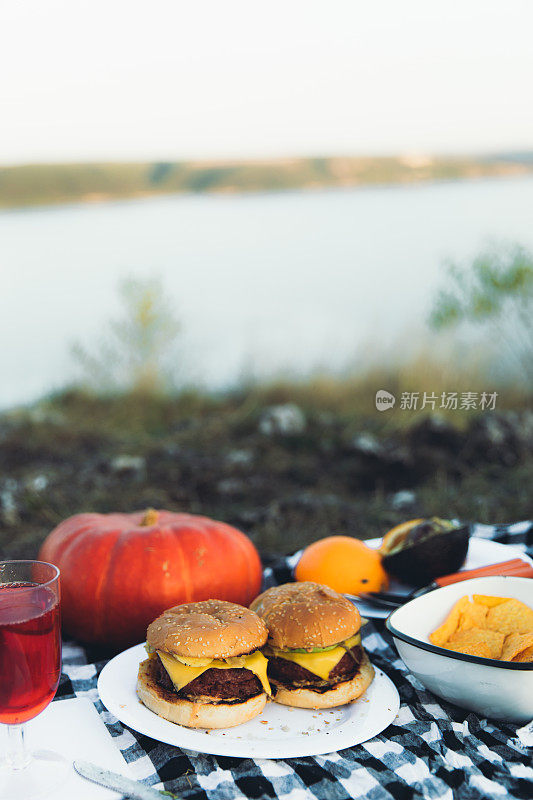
[386,576,533,722]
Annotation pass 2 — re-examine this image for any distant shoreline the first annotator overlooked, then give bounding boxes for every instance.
[1,153,532,210]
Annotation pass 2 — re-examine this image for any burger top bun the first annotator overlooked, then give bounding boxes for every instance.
[146,599,268,660]
[250,582,361,650]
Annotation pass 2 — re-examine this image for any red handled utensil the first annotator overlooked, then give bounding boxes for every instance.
[434,558,532,586]
[356,558,533,609]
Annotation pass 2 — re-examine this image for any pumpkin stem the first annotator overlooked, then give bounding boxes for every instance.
[141,508,159,526]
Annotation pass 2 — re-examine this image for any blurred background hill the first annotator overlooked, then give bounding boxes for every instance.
[1,153,532,208]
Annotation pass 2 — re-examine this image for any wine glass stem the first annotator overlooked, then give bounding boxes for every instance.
[6,724,30,770]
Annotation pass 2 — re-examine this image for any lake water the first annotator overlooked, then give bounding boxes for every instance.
[2,176,533,408]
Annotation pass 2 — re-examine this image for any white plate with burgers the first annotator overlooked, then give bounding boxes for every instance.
[98,587,399,759]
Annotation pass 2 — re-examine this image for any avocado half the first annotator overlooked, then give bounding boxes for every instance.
[380,518,471,587]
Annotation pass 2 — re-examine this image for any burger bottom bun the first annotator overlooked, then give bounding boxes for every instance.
[271,654,375,710]
[136,659,267,729]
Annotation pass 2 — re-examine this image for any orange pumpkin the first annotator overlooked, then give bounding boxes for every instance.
[39,509,262,648]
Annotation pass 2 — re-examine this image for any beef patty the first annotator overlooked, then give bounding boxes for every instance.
[267,645,363,690]
[156,655,262,702]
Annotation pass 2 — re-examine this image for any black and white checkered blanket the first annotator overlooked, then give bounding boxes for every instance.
[57,522,533,800]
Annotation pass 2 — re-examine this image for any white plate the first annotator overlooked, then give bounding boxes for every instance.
[325,537,532,620]
[98,644,399,759]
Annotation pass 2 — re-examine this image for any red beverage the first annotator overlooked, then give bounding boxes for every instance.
[0,582,61,724]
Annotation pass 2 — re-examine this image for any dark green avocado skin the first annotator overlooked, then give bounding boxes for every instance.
[382,524,471,587]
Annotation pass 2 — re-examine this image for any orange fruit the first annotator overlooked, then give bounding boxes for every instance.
[295,535,388,595]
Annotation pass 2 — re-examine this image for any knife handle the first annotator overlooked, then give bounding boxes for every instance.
[435,558,533,587]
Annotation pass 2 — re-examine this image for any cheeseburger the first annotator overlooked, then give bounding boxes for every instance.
[250,582,374,709]
[137,599,271,728]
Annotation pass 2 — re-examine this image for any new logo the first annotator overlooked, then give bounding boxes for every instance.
[375,390,396,411]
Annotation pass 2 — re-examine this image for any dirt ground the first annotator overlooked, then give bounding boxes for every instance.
[1,390,531,558]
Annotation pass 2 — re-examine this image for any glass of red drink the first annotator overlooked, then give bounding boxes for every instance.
[0,560,66,799]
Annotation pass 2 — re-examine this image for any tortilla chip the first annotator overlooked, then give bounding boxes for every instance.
[449,627,505,659]
[430,595,533,662]
[501,632,533,662]
[429,596,470,647]
[458,601,488,632]
[473,594,511,608]
[512,645,533,663]
[443,640,492,659]
[485,599,533,636]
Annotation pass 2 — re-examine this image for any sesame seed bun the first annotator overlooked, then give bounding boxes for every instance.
[136,658,267,729]
[146,599,268,659]
[270,653,375,709]
[250,582,360,650]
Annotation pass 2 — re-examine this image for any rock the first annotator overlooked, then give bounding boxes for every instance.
[1,479,19,526]
[517,410,533,447]
[217,478,246,496]
[350,433,383,457]
[226,449,254,466]
[259,404,306,436]
[161,443,181,458]
[291,491,345,510]
[466,413,524,465]
[390,490,417,510]
[234,508,264,525]
[339,429,418,490]
[475,415,507,446]
[25,474,48,493]
[109,455,146,477]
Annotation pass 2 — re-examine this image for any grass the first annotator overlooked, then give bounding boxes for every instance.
[0,371,531,559]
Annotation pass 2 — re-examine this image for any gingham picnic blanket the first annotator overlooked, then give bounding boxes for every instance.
[57,522,533,800]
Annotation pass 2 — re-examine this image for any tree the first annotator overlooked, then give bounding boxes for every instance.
[429,244,533,385]
[73,277,181,393]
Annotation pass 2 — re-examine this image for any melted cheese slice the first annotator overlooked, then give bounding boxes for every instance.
[157,650,271,695]
[267,633,361,680]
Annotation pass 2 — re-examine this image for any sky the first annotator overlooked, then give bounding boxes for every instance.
[1,0,532,164]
